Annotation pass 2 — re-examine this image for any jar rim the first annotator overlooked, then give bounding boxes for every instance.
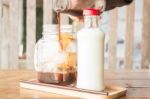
[43,24,73,34]
[43,24,58,34]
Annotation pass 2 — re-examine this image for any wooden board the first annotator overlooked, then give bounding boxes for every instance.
[20,79,127,99]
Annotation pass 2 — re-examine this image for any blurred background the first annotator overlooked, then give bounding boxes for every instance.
[0,0,149,70]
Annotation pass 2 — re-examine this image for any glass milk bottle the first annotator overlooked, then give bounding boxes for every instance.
[77,9,105,91]
[34,24,77,85]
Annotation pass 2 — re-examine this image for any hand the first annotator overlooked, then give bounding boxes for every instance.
[67,0,133,22]
[70,0,95,9]
[105,0,133,11]
[68,0,104,22]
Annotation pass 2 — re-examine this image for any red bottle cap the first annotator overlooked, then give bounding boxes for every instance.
[83,8,101,16]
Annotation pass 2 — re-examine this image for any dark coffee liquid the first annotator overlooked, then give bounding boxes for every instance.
[38,71,77,85]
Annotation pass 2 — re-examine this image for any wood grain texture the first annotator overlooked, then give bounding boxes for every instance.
[20,80,126,99]
[43,0,53,24]
[26,0,36,69]
[60,14,70,25]
[124,1,135,70]
[18,0,23,57]
[142,0,150,69]
[0,0,2,67]
[0,0,22,69]
[105,70,150,79]
[108,8,118,70]
[0,70,150,98]
[105,79,150,88]
[127,88,150,98]
[0,2,9,68]
[9,0,20,69]
[0,70,75,98]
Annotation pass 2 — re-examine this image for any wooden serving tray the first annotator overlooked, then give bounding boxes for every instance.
[20,79,127,99]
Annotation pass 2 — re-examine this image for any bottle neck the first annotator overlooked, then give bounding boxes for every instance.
[84,16,100,28]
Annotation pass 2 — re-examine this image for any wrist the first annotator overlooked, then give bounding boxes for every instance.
[105,0,133,11]
[124,0,133,3]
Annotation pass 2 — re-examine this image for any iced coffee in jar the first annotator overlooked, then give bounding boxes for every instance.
[34,24,77,85]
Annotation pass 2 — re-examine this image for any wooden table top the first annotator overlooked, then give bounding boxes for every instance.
[0,70,150,98]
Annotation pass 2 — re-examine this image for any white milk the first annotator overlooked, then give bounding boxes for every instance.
[77,9,105,91]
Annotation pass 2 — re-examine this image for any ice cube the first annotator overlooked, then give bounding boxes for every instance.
[42,62,58,72]
[53,51,67,64]
[66,41,77,52]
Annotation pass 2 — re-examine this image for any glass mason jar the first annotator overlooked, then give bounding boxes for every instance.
[34,24,77,85]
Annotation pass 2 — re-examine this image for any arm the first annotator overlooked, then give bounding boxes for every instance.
[53,0,133,21]
[105,0,133,11]
[69,0,133,11]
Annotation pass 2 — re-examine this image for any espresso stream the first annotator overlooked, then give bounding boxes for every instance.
[57,10,82,50]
